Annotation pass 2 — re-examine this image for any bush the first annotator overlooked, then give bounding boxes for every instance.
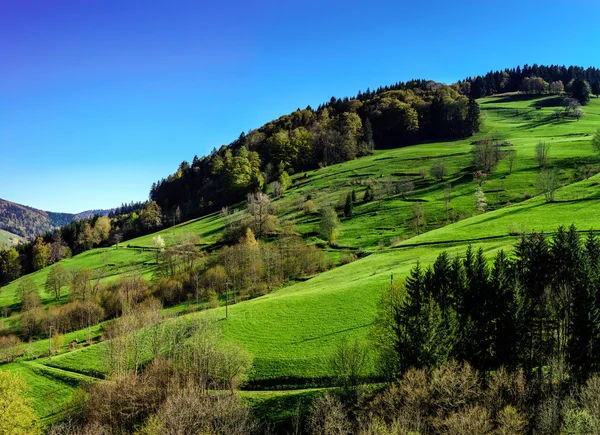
[496,405,527,435]
[430,160,447,181]
[303,199,318,215]
[562,408,597,435]
[0,335,23,363]
[156,389,258,435]
[309,393,352,435]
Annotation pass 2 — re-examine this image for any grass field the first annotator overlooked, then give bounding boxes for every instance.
[0,228,25,247]
[4,93,600,424]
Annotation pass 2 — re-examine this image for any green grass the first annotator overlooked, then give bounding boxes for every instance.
[1,361,95,425]
[5,93,600,423]
[0,228,25,247]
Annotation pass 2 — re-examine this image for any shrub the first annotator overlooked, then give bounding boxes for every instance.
[562,408,596,435]
[303,199,318,215]
[156,389,258,435]
[430,160,447,181]
[0,335,23,363]
[496,405,527,435]
[437,405,493,434]
[309,393,352,435]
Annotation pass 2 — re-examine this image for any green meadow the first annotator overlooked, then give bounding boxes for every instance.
[4,93,600,424]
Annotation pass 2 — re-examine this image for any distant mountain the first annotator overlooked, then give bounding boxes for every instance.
[0,198,111,241]
[73,209,112,220]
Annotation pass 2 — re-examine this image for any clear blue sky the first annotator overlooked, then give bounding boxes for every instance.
[1,0,599,213]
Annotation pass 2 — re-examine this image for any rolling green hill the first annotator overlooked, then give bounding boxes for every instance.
[3,92,600,425]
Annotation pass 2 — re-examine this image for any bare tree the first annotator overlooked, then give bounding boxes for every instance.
[443,184,452,222]
[537,168,559,202]
[473,137,502,172]
[328,339,369,397]
[430,160,447,181]
[246,192,277,238]
[411,203,425,235]
[535,142,550,168]
[507,150,517,174]
[396,177,415,199]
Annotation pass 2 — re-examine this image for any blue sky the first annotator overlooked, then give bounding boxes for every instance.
[1,0,599,212]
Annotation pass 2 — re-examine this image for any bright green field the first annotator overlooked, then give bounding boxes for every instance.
[4,93,600,424]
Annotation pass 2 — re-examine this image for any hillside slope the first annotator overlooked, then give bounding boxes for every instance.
[0,198,110,241]
[3,93,600,422]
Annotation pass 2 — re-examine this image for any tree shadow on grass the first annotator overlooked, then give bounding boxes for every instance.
[290,323,373,345]
[516,114,570,130]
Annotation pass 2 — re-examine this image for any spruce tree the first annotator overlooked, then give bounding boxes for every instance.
[488,250,518,370]
[343,192,353,218]
[586,231,600,375]
[514,232,551,378]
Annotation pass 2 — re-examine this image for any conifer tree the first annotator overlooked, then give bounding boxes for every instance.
[488,250,518,369]
[343,192,353,218]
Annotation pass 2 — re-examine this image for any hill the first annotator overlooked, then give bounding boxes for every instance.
[3,91,600,429]
[0,198,110,241]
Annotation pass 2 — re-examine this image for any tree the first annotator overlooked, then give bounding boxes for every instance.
[465,98,481,135]
[411,202,425,235]
[363,117,374,152]
[593,81,600,98]
[475,186,487,212]
[47,231,66,265]
[77,222,94,251]
[18,277,40,311]
[376,266,450,374]
[32,237,48,271]
[140,200,162,231]
[473,137,502,172]
[70,268,93,301]
[550,81,565,94]
[535,142,550,168]
[1,248,21,283]
[152,235,165,264]
[45,264,70,301]
[278,171,291,196]
[444,184,452,222]
[507,150,517,174]
[430,160,447,181]
[396,177,414,199]
[0,371,41,435]
[592,129,600,155]
[328,339,368,397]
[363,185,374,202]
[93,216,111,244]
[319,207,340,245]
[572,78,591,105]
[247,192,277,238]
[573,107,585,121]
[343,192,353,218]
[537,168,559,202]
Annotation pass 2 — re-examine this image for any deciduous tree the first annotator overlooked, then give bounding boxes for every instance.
[45,264,70,301]
[0,371,41,435]
[319,207,340,245]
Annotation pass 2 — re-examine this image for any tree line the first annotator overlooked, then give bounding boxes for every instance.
[0,200,166,285]
[376,225,600,386]
[462,63,600,103]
